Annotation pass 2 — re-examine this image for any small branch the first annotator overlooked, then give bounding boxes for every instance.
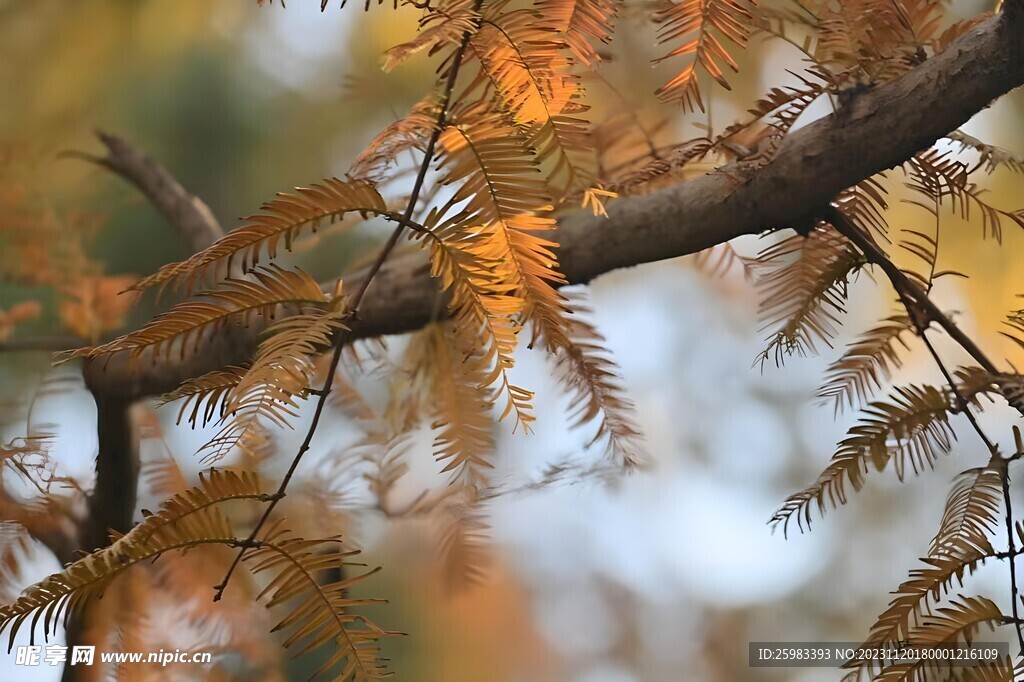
[998,459,1024,654]
[211,4,484,600]
[63,132,224,252]
[824,206,999,375]
[826,204,1024,654]
[916,321,998,455]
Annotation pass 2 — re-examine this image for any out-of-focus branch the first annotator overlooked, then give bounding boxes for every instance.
[0,488,77,565]
[78,10,1024,401]
[65,131,224,252]
[54,133,226,681]
[65,132,230,544]
[79,396,139,551]
[1006,0,1023,22]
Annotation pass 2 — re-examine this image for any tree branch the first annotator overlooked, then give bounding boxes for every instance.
[80,11,1024,400]
[0,487,77,565]
[56,132,220,682]
[78,396,139,550]
[824,206,999,376]
[66,132,224,252]
[827,203,1024,653]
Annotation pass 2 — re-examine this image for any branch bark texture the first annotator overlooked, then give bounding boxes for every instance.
[80,132,225,252]
[82,12,1024,400]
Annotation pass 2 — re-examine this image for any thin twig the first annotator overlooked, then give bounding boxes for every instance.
[826,204,1024,654]
[999,459,1024,654]
[826,206,1002,451]
[212,8,482,600]
[824,206,999,374]
[915,314,998,455]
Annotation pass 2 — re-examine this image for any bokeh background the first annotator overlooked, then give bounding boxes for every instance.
[1,1,1023,680]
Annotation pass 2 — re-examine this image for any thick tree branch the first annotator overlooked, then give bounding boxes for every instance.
[78,397,139,551]
[80,11,1024,400]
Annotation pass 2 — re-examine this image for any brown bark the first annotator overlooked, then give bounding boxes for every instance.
[79,10,1024,401]
[69,132,224,251]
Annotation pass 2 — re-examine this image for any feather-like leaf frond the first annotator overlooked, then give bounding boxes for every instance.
[159,368,245,429]
[900,159,948,291]
[437,106,572,350]
[871,596,1003,681]
[62,266,327,364]
[1000,306,1024,417]
[690,242,755,279]
[1,468,390,680]
[953,656,1018,682]
[907,148,1024,242]
[603,137,713,196]
[407,323,496,486]
[834,178,891,239]
[382,0,480,73]
[536,0,618,66]
[752,228,866,367]
[771,383,956,534]
[141,454,190,500]
[653,0,755,110]
[437,493,490,590]
[426,106,596,430]
[553,296,645,468]
[815,0,931,85]
[896,227,942,293]
[930,13,993,55]
[946,130,1024,176]
[993,373,1024,419]
[467,7,592,192]
[0,469,265,645]
[130,178,387,292]
[1004,303,1024,354]
[198,308,348,462]
[715,67,828,153]
[427,227,533,429]
[0,523,32,598]
[348,96,442,181]
[843,548,991,679]
[929,467,1000,560]
[817,313,914,414]
[245,532,391,680]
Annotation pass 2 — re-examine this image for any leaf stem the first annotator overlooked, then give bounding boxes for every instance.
[825,206,999,369]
